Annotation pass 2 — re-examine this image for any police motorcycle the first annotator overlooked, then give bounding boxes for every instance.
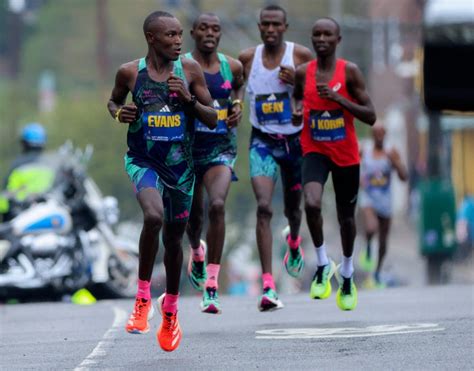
[0,143,138,299]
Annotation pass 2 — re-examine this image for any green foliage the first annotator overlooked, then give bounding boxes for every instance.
[21,1,98,90]
[0,1,8,55]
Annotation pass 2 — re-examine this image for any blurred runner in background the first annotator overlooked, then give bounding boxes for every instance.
[359,123,408,288]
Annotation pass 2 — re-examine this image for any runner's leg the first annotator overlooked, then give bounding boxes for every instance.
[203,165,232,266]
[376,215,391,280]
[252,176,276,275]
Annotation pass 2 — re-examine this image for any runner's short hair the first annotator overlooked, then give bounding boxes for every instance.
[315,17,341,35]
[143,11,175,34]
[260,4,287,23]
[192,12,219,29]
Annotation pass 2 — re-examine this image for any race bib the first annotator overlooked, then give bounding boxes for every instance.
[143,110,186,142]
[309,109,346,142]
[367,171,390,191]
[195,98,230,134]
[255,92,292,126]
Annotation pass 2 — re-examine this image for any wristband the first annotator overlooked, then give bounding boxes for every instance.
[184,95,197,108]
[232,99,243,110]
[114,107,123,123]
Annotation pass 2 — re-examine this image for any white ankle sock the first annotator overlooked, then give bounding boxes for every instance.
[315,243,329,266]
[340,256,354,278]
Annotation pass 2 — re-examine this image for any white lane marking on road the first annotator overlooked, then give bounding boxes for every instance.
[256,323,445,339]
[75,305,127,370]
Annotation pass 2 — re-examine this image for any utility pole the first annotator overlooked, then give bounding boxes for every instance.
[5,0,26,161]
[329,0,343,54]
[96,0,108,85]
[329,0,342,21]
[7,0,24,79]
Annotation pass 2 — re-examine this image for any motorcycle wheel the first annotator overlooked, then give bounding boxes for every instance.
[94,249,138,298]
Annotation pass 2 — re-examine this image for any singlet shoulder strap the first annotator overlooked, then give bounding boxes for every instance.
[254,44,263,65]
[173,56,189,87]
[138,57,186,81]
[173,57,185,80]
[184,52,233,84]
[285,41,295,57]
[138,57,147,72]
[217,52,233,83]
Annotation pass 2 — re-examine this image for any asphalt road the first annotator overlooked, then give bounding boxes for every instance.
[1,284,473,370]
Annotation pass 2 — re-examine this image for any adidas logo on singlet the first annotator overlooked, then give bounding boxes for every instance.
[321,111,331,118]
[267,93,277,101]
[160,105,171,113]
[213,100,221,108]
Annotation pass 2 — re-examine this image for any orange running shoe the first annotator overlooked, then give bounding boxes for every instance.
[125,297,155,334]
[156,294,182,352]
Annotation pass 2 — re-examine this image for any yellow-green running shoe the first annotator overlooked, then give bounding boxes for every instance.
[310,260,336,299]
[358,248,376,272]
[373,272,387,289]
[335,267,358,311]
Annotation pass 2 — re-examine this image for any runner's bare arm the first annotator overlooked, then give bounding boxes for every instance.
[227,57,244,128]
[279,44,313,85]
[181,59,217,129]
[107,62,138,123]
[291,63,308,126]
[236,47,256,101]
[388,148,408,181]
[294,44,314,66]
[230,57,244,98]
[316,62,376,125]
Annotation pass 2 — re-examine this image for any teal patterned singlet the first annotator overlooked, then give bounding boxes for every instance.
[126,57,194,194]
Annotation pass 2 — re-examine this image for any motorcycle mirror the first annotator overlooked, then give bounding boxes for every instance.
[83,145,94,164]
[74,148,83,160]
[58,140,73,156]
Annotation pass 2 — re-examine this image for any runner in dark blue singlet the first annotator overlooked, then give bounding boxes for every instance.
[184,13,244,315]
[107,11,216,352]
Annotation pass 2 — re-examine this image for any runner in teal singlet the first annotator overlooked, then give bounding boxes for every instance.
[184,13,244,315]
[107,11,216,352]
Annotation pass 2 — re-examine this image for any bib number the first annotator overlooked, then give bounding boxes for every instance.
[367,171,390,191]
[255,92,291,126]
[309,109,346,142]
[195,98,230,134]
[143,111,186,142]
